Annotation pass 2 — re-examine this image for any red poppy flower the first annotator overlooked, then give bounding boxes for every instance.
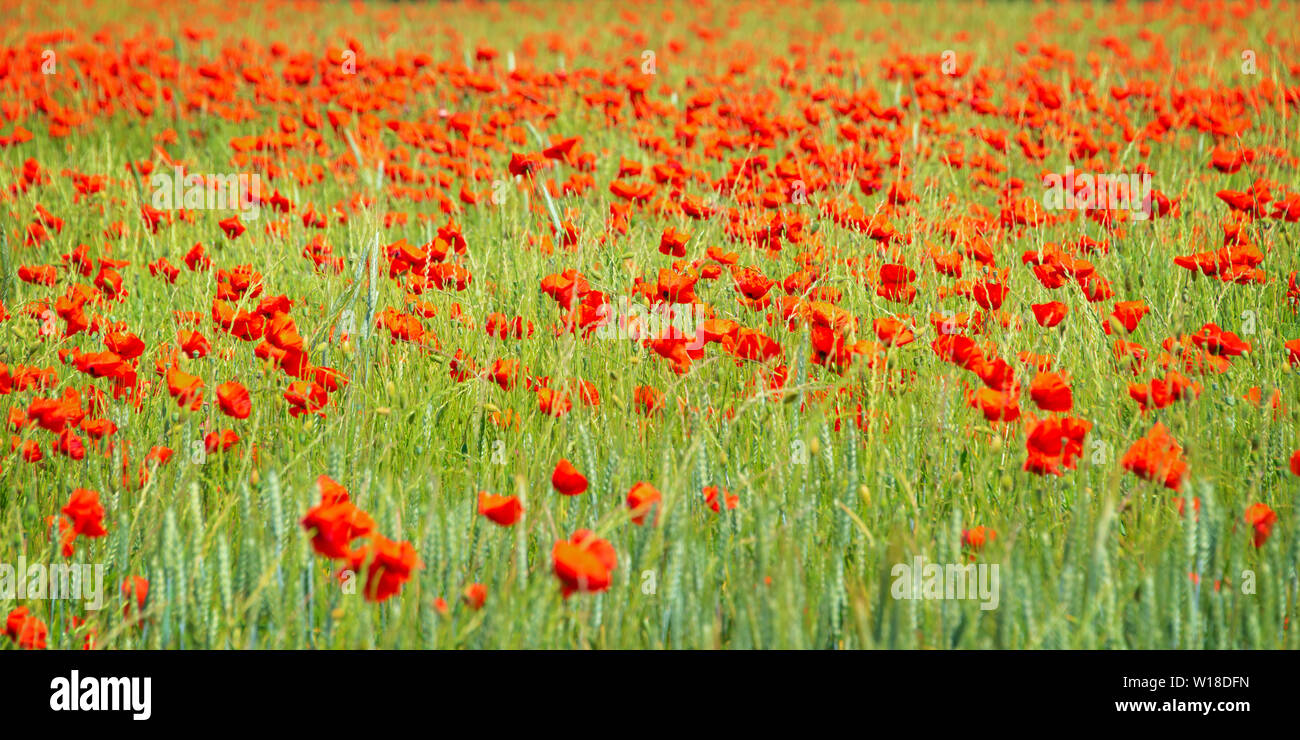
[962,526,996,550]
[551,458,588,495]
[478,491,522,527]
[344,534,421,602]
[1244,504,1278,548]
[703,485,738,513]
[1121,423,1188,491]
[5,607,47,650]
[301,478,376,559]
[626,482,662,525]
[537,386,572,417]
[1031,301,1068,328]
[218,216,246,239]
[204,430,240,453]
[62,488,108,538]
[122,576,149,621]
[462,583,487,610]
[1110,300,1149,332]
[1028,371,1073,412]
[659,227,690,257]
[216,381,251,419]
[507,151,546,177]
[552,529,617,598]
[165,366,204,410]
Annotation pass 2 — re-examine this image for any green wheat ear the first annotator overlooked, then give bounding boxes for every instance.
[217,538,233,622]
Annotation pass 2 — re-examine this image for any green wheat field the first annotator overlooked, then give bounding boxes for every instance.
[1,0,1299,649]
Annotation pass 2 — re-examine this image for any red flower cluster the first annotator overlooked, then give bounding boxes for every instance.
[301,475,419,602]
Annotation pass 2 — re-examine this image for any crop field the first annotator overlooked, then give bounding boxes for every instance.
[1,0,1299,651]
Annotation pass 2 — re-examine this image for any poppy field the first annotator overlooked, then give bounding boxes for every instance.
[2,0,1300,651]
